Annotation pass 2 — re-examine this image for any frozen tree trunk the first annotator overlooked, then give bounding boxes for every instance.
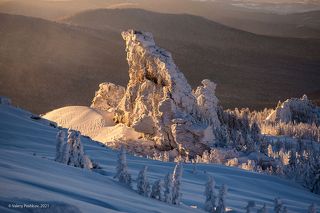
[171,163,183,205]
[164,173,172,203]
[136,166,150,197]
[204,175,217,212]
[150,179,162,200]
[114,146,132,188]
[216,184,228,213]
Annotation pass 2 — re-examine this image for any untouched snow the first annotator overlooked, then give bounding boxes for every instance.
[1,104,320,213]
[42,106,149,147]
[43,106,115,138]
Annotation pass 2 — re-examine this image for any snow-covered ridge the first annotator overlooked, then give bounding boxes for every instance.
[266,95,320,125]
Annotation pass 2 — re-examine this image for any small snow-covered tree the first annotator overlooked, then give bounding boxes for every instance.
[282,206,288,213]
[268,144,274,158]
[162,151,170,162]
[174,154,183,163]
[202,150,210,163]
[55,130,66,162]
[257,203,268,213]
[260,137,269,155]
[164,173,172,203]
[235,131,246,151]
[209,148,224,164]
[308,203,317,213]
[136,166,151,196]
[246,135,256,153]
[245,201,256,213]
[204,175,217,212]
[251,122,260,142]
[274,198,283,213]
[150,179,162,200]
[216,184,228,213]
[304,153,320,194]
[288,150,297,167]
[56,129,92,169]
[114,146,132,188]
[172,162,183,205]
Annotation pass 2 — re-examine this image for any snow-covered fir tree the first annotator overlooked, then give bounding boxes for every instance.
[202,150,210,163]
[245,135,256,153]
[114,146,132,187]
[304,153,320,194]
[288,150,297,167]
[257,203,268,213]
[216,184,227,213]
[164,173,172,203]
[204,175,217,212]
[55,130,65,162]
[250,122,260,142]
[274,198,283,213]
[308,203,317,213]
[235,131,245,151]
[171,162,183,205]
[55,129,92,169]
[245,201,255,213]
[66,130,83,167]
[259,137,269,155]
[136,165,151,196]
[150,179,162,200]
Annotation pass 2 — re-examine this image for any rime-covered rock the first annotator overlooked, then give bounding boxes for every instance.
[91,82,125,111]
[114,30,217,156]
[266,95,320,125]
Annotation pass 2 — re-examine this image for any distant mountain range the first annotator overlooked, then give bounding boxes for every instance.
[0,10,319,114]
[0,0,319,38]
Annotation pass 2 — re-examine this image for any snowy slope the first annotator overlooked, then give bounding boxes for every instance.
[1,104,320,213]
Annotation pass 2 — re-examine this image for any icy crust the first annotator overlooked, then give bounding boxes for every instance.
[114,30,220,156]
[267,95,320,125]
[91,82,125,111]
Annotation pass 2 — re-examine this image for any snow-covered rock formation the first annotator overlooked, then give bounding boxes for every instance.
[266,95,320,125]
[112,30,220,156]
[91,82,125,111]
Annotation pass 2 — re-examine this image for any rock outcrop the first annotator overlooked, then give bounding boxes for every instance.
[91,82,125,111]
[111,30,220,156]
[266,95,320,125]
